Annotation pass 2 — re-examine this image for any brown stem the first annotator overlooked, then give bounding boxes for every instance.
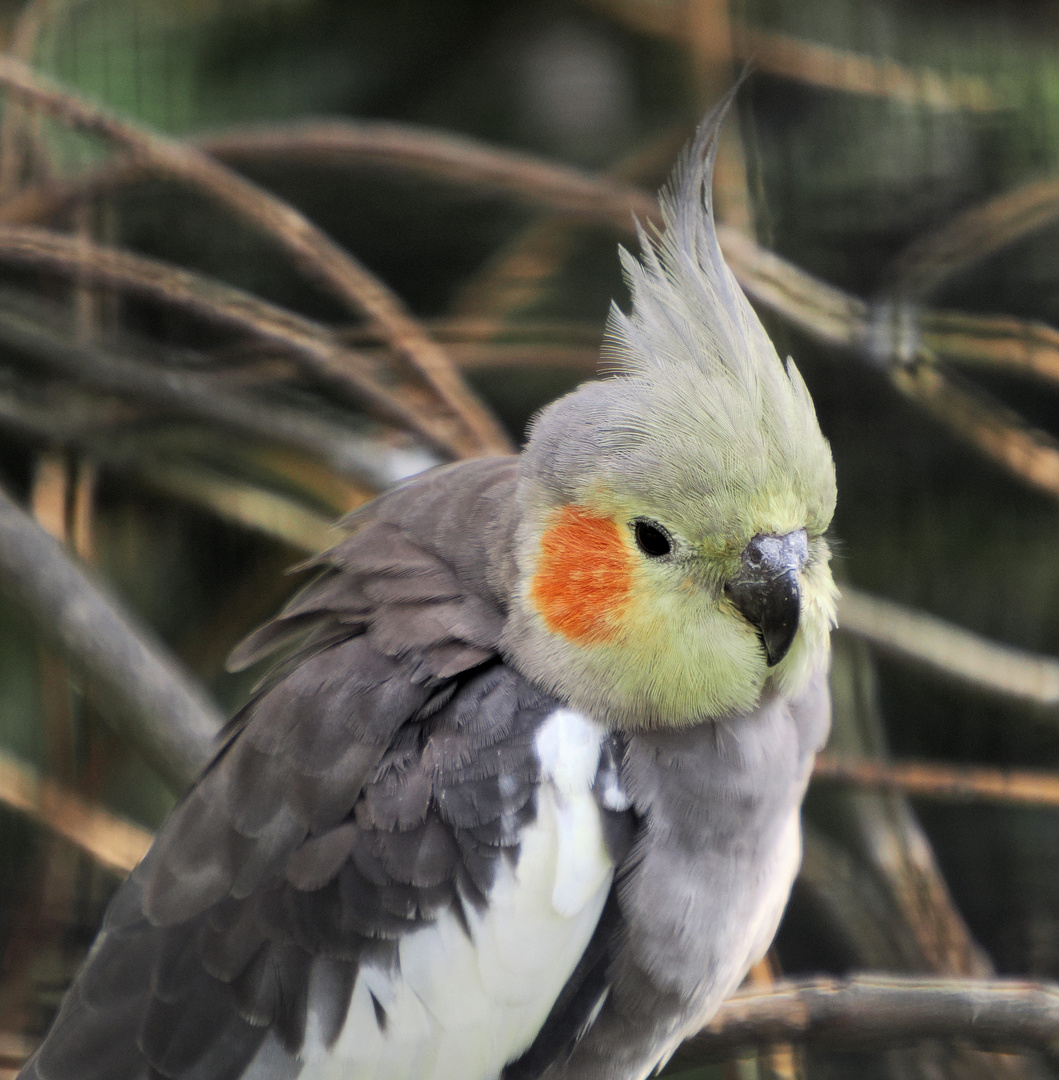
[687,976,1059,1056]
[920,310,1059,386]
[0,223,464,455]
[0,0,57,196]
[0,286,437,489]
[837,585,1059,711]
[203,120,659,231]
[893,361,1059,501]
[892,175,1059,298]
[814,755,1059,809]
[583,1,999,111]
[0,482,223,790]
[0,748,151,875]
[0,55,508,455]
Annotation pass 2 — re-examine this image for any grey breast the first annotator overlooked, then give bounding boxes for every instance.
[534,666,831,1080]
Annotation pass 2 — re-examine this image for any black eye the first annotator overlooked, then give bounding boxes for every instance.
[633,520,672,558]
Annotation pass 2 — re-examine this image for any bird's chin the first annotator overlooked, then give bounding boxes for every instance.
[770,605,833,703]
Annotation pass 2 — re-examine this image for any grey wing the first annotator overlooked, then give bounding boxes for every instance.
[19,459,564,1080]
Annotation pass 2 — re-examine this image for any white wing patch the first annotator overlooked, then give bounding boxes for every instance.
[298,709,616,1080]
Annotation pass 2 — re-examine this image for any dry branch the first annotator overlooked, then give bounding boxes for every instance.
[0,91,1055,503]
[0,223,461,457]
[0,0,55,196]
[0,55,507,456]
[893,175,1059,298]
[0,483,222,790]
[0,120,659,236]
[450,125,684,325]
[718,226,870,349]
[703,238,1059,502]
[0,1032,35,1073]
[688,975,1059,1056]
[837,585,1059,710]
[0,748,151,875]
[581,0,998,111]
[894,361,1059,499]
[203,121,659,230]
[0,373,374,551]
[140,459,340,554]
[824,636,999,986]
[921,310,1059,385]
[734,26,996,111]
[813,755,1059,809]
[0,288,436,490]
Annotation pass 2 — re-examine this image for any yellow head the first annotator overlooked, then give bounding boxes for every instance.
[501,96,837,729]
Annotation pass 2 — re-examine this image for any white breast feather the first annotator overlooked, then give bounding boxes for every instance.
[297,709,616,1080]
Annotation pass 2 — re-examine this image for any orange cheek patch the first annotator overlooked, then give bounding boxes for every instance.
[530,506,634,645]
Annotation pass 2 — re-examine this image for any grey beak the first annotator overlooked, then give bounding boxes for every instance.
[724,530,808,667]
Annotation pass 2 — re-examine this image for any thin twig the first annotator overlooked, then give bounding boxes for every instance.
[0,121,659,235]
[734,25,997,111]
[0,55,508,455]
[718,225,871,349]
[450,125,681,324]
[203,120,660,230]
[687,975,1059,1056]
[581,0,999,110]
[837,585,1059,710]
[704,243,1059,502]
[0,223,463,456]
[0,374,379,543]
[444,341,600,372]
[0,286,438,489]
[814,755,1059,809]
[0,748,151,875]
[796,825,926,971]
[0,376,146,440]
[920,310,1059,385]
[825,636,1000,984]
[0,0,57,196]
[139,459,341,554]
[0,482,223,790]
[894,361,1059,499]
[2,108,1057,503]
[892,175,1059,298]
[0,1032,36,1071]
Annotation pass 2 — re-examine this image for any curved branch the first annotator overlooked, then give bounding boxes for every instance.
[837,585,1059,711]
[813,755,1059,809]
[0,748,152,874]
[0,287,438,490]
[0,120,658,236]
[0,55,508,455]
[688,976,1059,1056]
[0,484,223,790]
[920,310,1059,386]
[202,120,659,230]
[893,361,1059,502]
[892,175,1059,299]
[0,224,462,457]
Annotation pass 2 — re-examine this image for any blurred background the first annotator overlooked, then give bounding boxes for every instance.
[0,0,1058,1078]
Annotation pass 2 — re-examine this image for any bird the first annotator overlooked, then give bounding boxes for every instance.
[19,91,837,1080]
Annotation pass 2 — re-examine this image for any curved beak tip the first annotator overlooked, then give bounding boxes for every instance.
[724,530,807,668]
[759,579,800,667]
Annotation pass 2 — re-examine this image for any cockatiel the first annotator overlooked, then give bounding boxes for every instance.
[20,94,837,1080]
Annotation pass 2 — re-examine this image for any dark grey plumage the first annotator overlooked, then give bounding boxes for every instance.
[21,460,567,1080]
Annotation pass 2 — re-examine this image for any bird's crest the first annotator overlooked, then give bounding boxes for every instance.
[602,85,764,390]
[522,88,835,545]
